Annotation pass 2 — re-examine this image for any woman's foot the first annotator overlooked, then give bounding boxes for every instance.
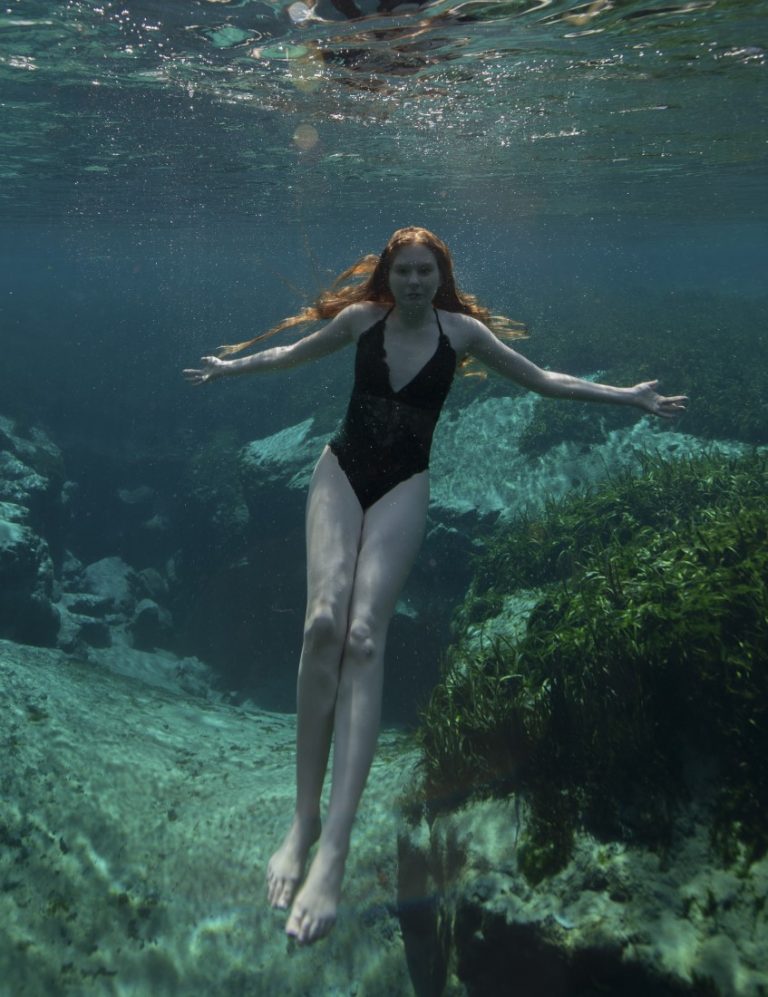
[266,815,321,910]
[285,843,347,945]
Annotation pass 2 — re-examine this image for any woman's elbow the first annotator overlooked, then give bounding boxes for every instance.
[521,368,556,396]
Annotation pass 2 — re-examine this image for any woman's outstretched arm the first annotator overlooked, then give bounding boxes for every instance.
[464,318,688,419]
[182,304,360,385]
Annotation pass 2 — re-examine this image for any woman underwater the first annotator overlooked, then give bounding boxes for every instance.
[183,226,687,946]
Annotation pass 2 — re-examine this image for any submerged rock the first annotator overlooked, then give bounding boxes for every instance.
[117,484,156,506]
[0,450,49,509]
[404,451,768,996]
[57,608,112,651]
[0,414,65,539]
[0,501,58,646]
[130,598,174,652]
[59,591,113,618]
[81,556,141,615]
[0,414,180,657]
[397,796,768,996]
[137,566,168,602]
[430,393,740,519]
[239,416,320,497]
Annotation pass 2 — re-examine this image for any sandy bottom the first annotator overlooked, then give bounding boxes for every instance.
[0,639,420,996]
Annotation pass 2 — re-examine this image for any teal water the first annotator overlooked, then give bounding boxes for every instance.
[1,1,767,994]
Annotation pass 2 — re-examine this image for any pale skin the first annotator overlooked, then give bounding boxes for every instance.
[183,244,687,946]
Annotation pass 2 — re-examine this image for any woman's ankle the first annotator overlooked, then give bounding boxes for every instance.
[292,812,322,836]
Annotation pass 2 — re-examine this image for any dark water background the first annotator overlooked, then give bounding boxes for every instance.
[1,0,766,649]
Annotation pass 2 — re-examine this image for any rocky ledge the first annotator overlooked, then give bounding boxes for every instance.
[397,796,768,997]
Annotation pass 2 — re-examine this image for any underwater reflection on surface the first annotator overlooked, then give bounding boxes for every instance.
[0,0,764,224]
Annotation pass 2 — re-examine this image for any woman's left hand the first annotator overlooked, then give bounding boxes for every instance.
[182,356,229,385]
[632,380,688,419]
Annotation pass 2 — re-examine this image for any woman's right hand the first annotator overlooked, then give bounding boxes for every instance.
[182,356,229,385]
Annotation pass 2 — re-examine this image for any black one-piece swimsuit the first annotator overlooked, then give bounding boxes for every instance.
[329,308,457,510]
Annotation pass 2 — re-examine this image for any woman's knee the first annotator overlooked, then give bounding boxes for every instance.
[344,617,380,664]
[303,604,346,655]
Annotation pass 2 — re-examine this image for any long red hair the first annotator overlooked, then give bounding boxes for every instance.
[217,226,526,359]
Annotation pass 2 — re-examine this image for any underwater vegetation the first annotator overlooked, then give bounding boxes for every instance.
[419,451,768,882]
[517,396,635,458]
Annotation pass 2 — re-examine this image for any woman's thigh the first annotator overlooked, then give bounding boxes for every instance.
[304,447,365,623]
[350,470,430,629]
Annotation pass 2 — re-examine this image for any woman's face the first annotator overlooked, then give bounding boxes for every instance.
[387,244,441,308]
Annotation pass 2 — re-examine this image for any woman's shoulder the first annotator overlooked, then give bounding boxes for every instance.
[436,309,487,354]
[340,301,390,341]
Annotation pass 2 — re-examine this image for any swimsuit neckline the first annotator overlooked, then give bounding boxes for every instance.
[379,307,449,396]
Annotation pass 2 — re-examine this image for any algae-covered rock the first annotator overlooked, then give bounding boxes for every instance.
[81,556,141,616]
[423,452,768,859]
[406,451,768,996]
[239,416,322,498]
[130,597,174,651]
[0,502,58,645]
[0,415,65,537]
[59,591,113,618]
[397,796,768,996]
[57,608,112,651]
[429,393,720,520]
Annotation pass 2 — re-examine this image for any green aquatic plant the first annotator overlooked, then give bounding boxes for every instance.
[455,449,768,630]
[421,451,768,880]
[419,638,530,806]
[517,397,632,459]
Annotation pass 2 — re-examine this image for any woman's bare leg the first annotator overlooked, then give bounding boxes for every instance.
[286,470,429,944]
[267,449,363,910]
